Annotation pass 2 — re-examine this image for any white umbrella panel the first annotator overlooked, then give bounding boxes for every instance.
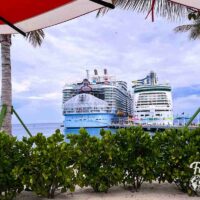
[170,0,200,10]
[0,0,114,36]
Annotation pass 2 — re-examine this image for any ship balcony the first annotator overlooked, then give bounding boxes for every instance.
[63,108,113,115]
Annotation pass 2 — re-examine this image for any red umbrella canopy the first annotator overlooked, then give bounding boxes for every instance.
[0,0,114,35]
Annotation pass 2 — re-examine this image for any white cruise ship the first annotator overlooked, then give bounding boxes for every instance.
[132,71,173,126]
[63,69,133,129]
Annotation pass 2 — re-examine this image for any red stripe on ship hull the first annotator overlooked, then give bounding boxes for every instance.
[0,0,74,24]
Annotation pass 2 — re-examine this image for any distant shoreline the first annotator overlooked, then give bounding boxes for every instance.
[12,122,62,125]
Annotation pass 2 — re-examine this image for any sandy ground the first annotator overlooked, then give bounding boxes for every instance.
[16,182,199,200]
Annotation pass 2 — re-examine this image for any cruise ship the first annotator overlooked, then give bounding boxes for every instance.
[63,69,133,129]
[132,71,173,125]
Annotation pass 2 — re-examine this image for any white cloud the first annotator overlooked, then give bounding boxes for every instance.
[13,80,31,94]
[174,95,200,115]
[28,92,61,101]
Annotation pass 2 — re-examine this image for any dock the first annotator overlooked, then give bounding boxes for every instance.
[109,124,199,131]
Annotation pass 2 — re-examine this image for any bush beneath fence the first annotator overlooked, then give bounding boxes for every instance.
[0,132,24,200]
[113,127,156,191]
[14,130,76,199]
[0,127,199,199]
[153,128,200,195]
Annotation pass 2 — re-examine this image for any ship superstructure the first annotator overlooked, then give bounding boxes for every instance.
[133,71,173,126]
[63,69,133,128]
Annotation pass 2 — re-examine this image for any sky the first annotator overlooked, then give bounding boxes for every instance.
[0,8,199,124]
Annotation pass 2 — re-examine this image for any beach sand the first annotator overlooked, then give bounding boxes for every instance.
[16,182,199,200]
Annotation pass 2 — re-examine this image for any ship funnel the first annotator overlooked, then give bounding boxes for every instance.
[150,71,157,85]
[86,70,90,80]
[94,69,98,75]
[104,69,107,75]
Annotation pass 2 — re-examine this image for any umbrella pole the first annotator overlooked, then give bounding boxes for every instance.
[89,0,115,9]
[0,17,26,36]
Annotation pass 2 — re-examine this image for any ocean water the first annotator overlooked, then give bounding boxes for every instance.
[13,123,64,140]
[12,123,162,140]
[65,128,116,137]
[12,123,116,140]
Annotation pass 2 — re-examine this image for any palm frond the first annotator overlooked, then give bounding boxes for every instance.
[97,7,109,17]
[99,0,189,21]
[190,28,200,39]
[174,19,200,40]
[174,25,193,33]
[26,29,45,47]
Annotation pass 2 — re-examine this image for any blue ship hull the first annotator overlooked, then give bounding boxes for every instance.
[64,113,115,128]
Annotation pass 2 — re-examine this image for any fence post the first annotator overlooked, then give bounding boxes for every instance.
[185,107,200,128]
[11,106,32,137]
[0,104,7,129]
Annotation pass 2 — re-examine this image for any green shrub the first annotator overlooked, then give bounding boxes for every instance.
[0,132,24,200]
[113,127,156,191]
[153,128,200,195]
[14,130,75,199]
[2,126,198,198]
[68,128,122,192]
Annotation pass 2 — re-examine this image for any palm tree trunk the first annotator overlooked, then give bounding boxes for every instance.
[0,34,12,135]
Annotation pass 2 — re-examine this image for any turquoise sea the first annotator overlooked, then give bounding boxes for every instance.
[13,122,183,140]
[12,123,116,140]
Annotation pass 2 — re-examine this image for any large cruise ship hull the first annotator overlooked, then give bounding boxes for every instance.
[64,113,115,128]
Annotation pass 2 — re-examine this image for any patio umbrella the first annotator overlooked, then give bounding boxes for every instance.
[0,0,114,36]
[170,0,200,10]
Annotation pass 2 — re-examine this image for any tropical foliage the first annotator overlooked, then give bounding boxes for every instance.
[68,128,122,192]
[0,127,200,199]
[100,0,189,20]
[99,0,199,40]
[153,128,200,195]
[175,11,200,40]
[14,130,75,199]
[0,132,23,200]
[113,0,200,40]
[113,127,156,191]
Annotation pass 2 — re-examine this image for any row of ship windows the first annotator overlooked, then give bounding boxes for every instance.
[64,109,110,112]
[63,90,130,97]
[137,100,169,103]
[64,110,112,113]
[137,103,170,106]
[138,99,168,101]
[139,93,167,95]
[138,97,168,100]
[65,118,105,121]
[63,95,130,101]
[63,92,128,97]
[136,110,171,112]
[63,93,130,98]
[64,89,128,95]
[139,93,167,96]
[136,114,164,117]
[139,92,167,95]
[138,96,168,99]
[136,106,170,108]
